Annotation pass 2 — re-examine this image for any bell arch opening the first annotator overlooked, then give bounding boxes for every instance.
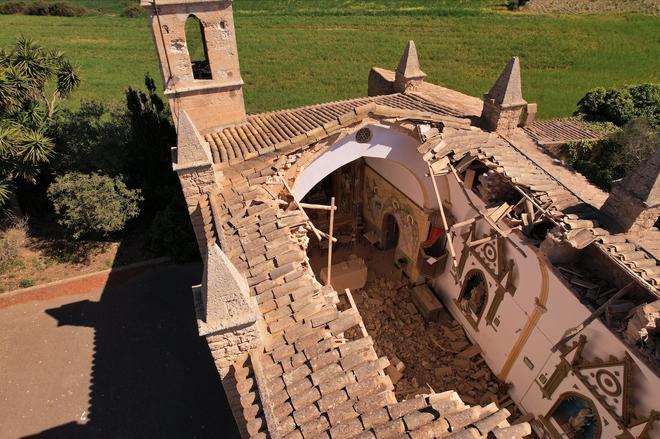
[185,15,212,80]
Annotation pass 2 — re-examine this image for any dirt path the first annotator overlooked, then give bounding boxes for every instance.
[0,263,239,439]
[524,0,659,15]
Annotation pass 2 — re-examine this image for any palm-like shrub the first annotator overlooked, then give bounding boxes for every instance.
[0,37,80,208]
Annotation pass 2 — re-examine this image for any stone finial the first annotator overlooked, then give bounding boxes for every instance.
[394,40,426,92]
[485,56,526,107]
[175,110,213,168]
[601,148,660,233]
[202,243,259,329]
[481,57,527,134]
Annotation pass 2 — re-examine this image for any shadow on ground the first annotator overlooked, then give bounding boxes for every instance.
[25,242,240,439]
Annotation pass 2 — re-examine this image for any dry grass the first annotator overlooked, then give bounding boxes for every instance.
[0,218,28,275]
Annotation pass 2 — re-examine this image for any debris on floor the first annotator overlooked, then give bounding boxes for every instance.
[342,277,521,415]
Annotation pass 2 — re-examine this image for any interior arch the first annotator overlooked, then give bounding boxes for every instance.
[292,124,436,209]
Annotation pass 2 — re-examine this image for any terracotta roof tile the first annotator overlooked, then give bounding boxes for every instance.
[204,116,546,438]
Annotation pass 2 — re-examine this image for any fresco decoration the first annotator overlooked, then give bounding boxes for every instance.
[540,336,587,399]
[456,269,489,330]
[364,175,384,224]
[381,199,419,258]
[362,166,428,278]
[539,392,603,439]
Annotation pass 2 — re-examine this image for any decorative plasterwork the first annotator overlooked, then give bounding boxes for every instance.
[541,336,587,399]
[576,355,633,428]
[539,335,651,434]
[455,223,517,329]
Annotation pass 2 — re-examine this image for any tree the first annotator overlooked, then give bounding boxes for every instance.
[123,76,177,214]
[566,118,659,191]
[50,101,129,176]
[0,37,80,208]
[47,172,142,239]
[576,83,659,128]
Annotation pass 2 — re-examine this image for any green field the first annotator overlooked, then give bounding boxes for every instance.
[1,0,658,118]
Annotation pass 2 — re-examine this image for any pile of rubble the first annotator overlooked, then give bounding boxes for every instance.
[557,265,660,367]
[557,266,633,329]
[342,278,521,416]
[624,300,660,364]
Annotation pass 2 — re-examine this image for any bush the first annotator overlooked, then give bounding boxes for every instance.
[609,117,659,173]
[565,118,659,191]
[628,83,660,127]
[0,219,27,274]
[121,4,144,18]
[50,101,129,176]
[576,83,660,127]
[48,173,142,239]
[507,0,529,11]
[0,1,87,16]
[145,195,198,262]
[19,278,34,288]
[0,2,27,14]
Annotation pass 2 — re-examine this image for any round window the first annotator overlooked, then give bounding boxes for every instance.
[356,128,372,144]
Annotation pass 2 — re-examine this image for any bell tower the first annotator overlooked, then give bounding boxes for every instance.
[141,0,246,131]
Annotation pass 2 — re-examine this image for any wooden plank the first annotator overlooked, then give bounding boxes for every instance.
[327,197,335,287]
[427,163,458,269]
[468,235,498,248]
[299,202,338,212]
[450,217,478,231]
[488,202,512,223]
[344,288,369,338]
[551,282,635,352]
[464,169,476,190]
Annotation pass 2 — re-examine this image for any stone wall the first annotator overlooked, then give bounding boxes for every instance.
[176,164,219,254]
[142,0,246,130]
[367,67,395,97]
[206,323,259,376]
[481,100,524,135]
[601,186,658,233]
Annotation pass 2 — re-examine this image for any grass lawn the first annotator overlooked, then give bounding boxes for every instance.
[0,1,658,118]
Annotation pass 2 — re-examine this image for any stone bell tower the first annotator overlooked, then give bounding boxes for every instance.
[141,0,246,131]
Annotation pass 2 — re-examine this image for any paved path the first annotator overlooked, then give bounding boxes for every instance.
[0,263,240,439]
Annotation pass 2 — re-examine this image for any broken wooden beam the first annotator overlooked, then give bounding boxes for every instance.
[427,162,458,268]
[299,202,338,211]
[551,282,635,352]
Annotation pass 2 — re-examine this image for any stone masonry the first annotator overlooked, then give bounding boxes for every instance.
[480,57,527,135]
[141,0,246,130]
[173,110,221,255]
[602,147,660,233]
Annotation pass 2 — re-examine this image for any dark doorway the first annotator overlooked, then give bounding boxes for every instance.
[383,214,400,250]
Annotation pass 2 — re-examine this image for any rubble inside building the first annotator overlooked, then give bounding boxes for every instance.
[140,0,660,438]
